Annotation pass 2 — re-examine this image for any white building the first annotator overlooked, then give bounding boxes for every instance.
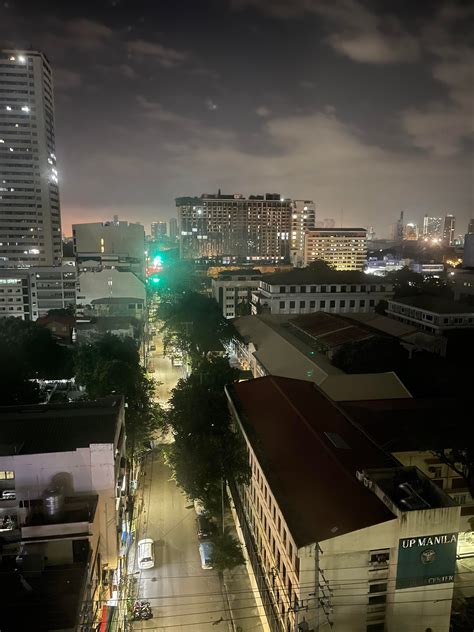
[0,264,76,320]
[251,268,393,316]
[303,228,367,270]
[226,376,462,632]
[422,215,443,241]
[76,268,146,317]
[387,295,474,335]
[0,50,62,267]
[290,199,316,267]
[73,219,145,277]
[212,269,263,318]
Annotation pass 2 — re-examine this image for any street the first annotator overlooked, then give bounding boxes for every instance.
[131,452,232,631]
[147,332,183,407]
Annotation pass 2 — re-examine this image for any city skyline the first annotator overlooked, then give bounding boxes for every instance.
[0,0,471,237]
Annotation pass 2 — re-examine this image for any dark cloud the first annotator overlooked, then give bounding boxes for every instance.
[0,0,471,236]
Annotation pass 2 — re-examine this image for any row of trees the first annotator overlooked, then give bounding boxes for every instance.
[162,356,249,570]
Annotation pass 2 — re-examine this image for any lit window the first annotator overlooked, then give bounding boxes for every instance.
[9,56,15,61]
[5,105,12,111]
[9,147,13,152]
[21,105,30,112]
[0,471,14,479]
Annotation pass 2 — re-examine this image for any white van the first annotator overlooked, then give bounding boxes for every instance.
[137,538,155,570]
[199,541,214,570]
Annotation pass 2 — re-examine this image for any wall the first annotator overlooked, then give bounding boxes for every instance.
[76,268,146,314]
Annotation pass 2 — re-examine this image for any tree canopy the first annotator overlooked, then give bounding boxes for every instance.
[385,266,453,299]
[75,334,161,456]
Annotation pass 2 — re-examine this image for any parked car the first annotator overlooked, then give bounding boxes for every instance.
[194,498,207,516]
[199,541,214,570]
[137,538,155,570]
[196,515,213,540]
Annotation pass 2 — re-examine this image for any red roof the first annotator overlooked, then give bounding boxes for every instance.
[226,376,396,547]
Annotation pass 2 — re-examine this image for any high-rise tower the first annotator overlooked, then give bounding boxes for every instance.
[0,50,61,267]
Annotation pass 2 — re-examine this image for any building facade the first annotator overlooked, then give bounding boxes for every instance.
[303,228,367,270]
[73,218,145,277]
[169,216,178,242]
[290,199,316,266]
[0,264,76,320]
[251,269,393,316]
[76,268,146,317]
[226,376,461,632]
[387,295,474,335]
[443,214,456,246]
[422,215,443,241]
[176,192,293,261]
[151,221,167,239]
[0,49,62,267]
[211,269,263,319]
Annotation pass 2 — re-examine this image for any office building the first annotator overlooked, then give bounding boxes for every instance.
[151,220,167,240]
[73,218,145,277]
[290,199,316,266]
[226,376,460,632]
[211,269,263,319]
[0,263,76,320]
[169,216,178,242]
[422,215,443,241]
[251,268,392,315]
[0,396,128,629]
[443,214,456,246]
[303,228,367,270]
[176,192,294,261]
[404,223,418,240]
[0,50,62,267]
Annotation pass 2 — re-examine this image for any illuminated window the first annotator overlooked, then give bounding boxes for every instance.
[0,471,15,480]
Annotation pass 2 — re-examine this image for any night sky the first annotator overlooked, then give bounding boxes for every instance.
[0,0,472,236]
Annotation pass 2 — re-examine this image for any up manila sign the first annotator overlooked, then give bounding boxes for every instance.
[396,532,458,590]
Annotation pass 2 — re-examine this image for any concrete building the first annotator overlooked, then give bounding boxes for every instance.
[463,233,474,268]
[0,396,128,628]
[453,269,474,302]
[251,268,393,316]
[169,216,178,242]
[422,215,443,241]
[387,295,474,335]
[212,269,263,319]
[0,264,76,320]
[443,214,456,246]
[176,192,294,261]
[226,376,461,632]
[151,220,167,239]
[290,199,316,267]
[0,50,62,267]
[76,268,146,318]
[73,218,145,277]
[230,312,411,400]
[303,228,367,270]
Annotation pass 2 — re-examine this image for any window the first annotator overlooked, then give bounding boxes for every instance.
[370,285,376,292]
[299,300,305,308]
[330,285,336,293]
[0,471,14,480]
[310,286,316,292]
[300,286,306,293]
[310,300,315,308]
[350,299,355,307]
[290,286,296,293]
[279,301,285,308]
[280,286,286,293]
[340,300,345,307]
[330,300,335,307]
[321,285,326,292]
[366,625,385,632]
[360,300,365,307]
[351,285,356,292]
[361,285,366,291]
[369,582,387,594]
[369,300,375,307]
[289,301,295,308]
[320,300,326,308]
[368,595,386,605]
[340,285,346,292]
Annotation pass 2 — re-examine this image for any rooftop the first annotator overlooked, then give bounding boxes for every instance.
[75,316,139,331]
[0,396,123,456]
[260,268,388,286]
[341,397,474,452]
[306,227,367,232]
[216,269,263,278]
[91,297,145,304]
[226,376,397,546]
[389,294,474,314]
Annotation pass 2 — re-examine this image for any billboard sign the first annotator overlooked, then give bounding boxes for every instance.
[396,532,458,590]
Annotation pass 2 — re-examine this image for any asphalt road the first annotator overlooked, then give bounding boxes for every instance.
[147,333,183,408]
[132,452,232,631]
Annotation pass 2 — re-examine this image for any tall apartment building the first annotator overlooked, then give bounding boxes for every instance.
[226,376,461,632]
[422,215,443,241]
[0,50,61,267]
[443,214,456,245]
[176,192,294,261]
[303,228,367,270]
[151,220,167,239]
[73,218,145,277]
[290,199,316,266]
[169,216,178,242]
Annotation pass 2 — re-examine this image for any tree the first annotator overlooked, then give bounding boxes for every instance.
[75,334,161,456]
[332,336,408,374]
[385,266,453,299]
[374,299,388,315]
[163,356,250,513]
[433,448,474,500]
[211,528,245,572]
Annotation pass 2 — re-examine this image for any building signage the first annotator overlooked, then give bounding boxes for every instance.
[396,532,458,590]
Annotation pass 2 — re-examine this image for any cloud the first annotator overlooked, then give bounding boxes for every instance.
[63,18,113,51]
[233,0,420,64]
[401,7,474,156]
[54,68,82,90]
[120,64,138,79]
[127,39,189,67]
[299,80,315,89]
[256,105,271,117]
